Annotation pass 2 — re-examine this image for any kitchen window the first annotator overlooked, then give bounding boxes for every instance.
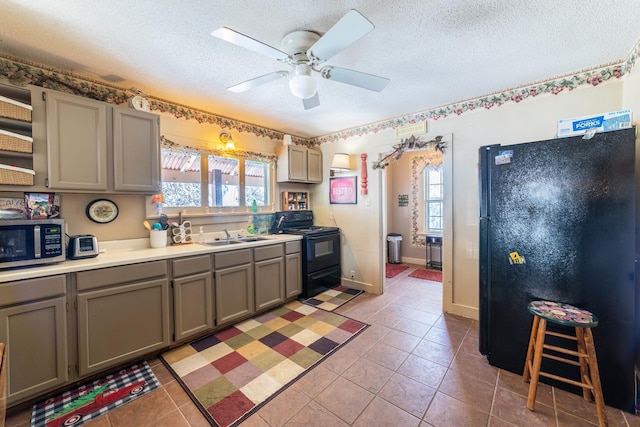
[156,144,274,214]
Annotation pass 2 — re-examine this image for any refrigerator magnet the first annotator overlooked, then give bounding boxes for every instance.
[495,150,513,165]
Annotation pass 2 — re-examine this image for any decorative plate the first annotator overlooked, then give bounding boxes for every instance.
[128,95,150,112]
[86,199,119,224]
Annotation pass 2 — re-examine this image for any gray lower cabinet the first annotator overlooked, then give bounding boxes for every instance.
[0,275,68,406]
[171,255,214,342]
[214,249,254,326]
[75,261,170,377]
[254,244,285,311]
[285,241,302,298]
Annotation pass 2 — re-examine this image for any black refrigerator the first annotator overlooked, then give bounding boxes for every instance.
[478,127,639,413]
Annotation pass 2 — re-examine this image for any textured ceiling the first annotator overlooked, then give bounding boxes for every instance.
[2,1,640,138]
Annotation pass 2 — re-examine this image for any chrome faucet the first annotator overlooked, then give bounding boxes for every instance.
[222,228,231,239]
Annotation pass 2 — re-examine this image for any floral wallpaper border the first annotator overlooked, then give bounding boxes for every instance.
[0,54,309,146]
[1,35,638,147]
[311,38,640,145]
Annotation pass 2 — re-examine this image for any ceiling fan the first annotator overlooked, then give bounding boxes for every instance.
[211,9,390,110]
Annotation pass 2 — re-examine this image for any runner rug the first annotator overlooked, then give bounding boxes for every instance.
[409,268,443,282]
[160,300,368,427]
[30,361,160,427]
[301,285,363,312]
[386,263,409,278]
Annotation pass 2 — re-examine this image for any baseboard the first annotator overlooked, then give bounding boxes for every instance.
[400,256,425,266]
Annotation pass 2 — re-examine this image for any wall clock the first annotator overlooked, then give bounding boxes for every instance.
[86,199,119,224]
[128,95,151,112]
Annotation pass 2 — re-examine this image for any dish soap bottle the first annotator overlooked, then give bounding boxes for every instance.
[251,199,258,212]
[198,226,205,244]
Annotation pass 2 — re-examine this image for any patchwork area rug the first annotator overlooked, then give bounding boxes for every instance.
[409,268,443,282]
[386,263,409,278]
[301,285,363,311]
[160,300,368,427]
[31,361,159,427]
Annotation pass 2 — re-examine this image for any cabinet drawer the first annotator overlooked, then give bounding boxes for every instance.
[0,275,66,306]
[172,255,211,278]
[254,244,284,262]
[285,241,301,254]
[76,260,168,291]
[214,249,252,269]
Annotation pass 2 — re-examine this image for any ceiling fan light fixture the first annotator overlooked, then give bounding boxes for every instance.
[289,64,317,99]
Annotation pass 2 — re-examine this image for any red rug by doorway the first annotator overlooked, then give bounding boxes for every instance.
[386,263,409,278]
[409,269,442,282]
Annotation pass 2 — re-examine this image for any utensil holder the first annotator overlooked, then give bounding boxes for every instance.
[150,229,167,248]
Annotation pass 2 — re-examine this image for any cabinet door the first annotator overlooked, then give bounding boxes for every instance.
[0,297,68,406]
[77,278,170,377]
[255,257,285,311]
[288,145,308,181]
[113,107,160,193]
[173,272,214,342]
[285,252,302,298]
[307,148,323,183]
[45,91,108,190]
[215,264,254,326]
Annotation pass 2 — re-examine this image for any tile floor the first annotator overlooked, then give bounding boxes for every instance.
[6,264,640,426]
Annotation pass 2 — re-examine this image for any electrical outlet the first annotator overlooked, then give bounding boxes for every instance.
[329,211,334,220]
[350,270,355,280]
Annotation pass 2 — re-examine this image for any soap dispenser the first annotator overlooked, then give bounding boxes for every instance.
[198,226,205,244]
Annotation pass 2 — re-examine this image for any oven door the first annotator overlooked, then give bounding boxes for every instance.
[303,265,341,299]
[303,231,341,274]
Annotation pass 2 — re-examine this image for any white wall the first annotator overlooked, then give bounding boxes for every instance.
[317,80,628,319]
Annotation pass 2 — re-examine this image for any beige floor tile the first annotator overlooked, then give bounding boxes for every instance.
[256,384,311,427]
[314,376,375,424]
[284,400,349,427]
[412,338,456,367]
[423,392,490,427]
[362,342,410,371]
[438,368,495,413]
[397,354,447,388]
[353,396,421,426]
[378,372,436,418]
[491,387,556,427]
[342,357,395,393]
[379,328,422,352]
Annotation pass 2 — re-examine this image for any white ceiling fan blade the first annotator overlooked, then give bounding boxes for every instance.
[303,92,320,110]
[228,71,288,93]
[211,27,289,61]
[320,66,389,92]
[308,10,374,62]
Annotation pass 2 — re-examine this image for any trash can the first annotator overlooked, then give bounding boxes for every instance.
[426,234,442,270]
[387,233,402,264]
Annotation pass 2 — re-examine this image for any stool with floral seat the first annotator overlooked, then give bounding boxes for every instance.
[523,300,607,427]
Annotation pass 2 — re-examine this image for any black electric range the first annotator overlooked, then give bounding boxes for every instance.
[272,211,341,298]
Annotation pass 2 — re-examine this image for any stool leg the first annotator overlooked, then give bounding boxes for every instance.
[523,315,540,382]
[575,327,591,401]
[584,328,608,427]
[527,318,546,410]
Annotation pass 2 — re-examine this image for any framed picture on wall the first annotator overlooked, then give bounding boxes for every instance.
[330,176,357,204]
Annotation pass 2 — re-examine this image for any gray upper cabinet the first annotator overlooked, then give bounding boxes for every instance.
[113,107,160,192]
[276,145,323,183]
[44,90,160,193]
[45,91,109,191]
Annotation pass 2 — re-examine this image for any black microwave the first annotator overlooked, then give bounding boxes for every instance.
[0,218,65,269]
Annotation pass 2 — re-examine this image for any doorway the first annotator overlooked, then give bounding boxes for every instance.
[378,135,452,297]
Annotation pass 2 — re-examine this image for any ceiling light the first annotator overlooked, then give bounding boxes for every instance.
[289,64,317,99]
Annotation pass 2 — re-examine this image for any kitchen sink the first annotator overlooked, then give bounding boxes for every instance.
[238,236,271,242]
[206,240,243,246]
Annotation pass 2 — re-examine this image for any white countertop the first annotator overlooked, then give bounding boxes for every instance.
[0,234,302,283]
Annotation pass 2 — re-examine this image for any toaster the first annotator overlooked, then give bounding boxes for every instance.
[67,235,99,259]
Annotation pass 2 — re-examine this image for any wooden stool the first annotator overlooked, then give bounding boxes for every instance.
[523,300,607,427]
